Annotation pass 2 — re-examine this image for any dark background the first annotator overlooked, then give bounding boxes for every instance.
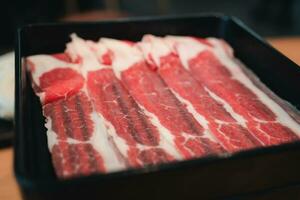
[1,0,300,53]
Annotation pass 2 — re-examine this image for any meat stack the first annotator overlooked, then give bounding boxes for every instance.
[26,34,300,179]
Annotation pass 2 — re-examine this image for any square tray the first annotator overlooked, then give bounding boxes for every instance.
[15,14,300,200]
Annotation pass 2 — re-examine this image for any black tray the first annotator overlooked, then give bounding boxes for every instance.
[0,119,13,148]
[15,14,300,200]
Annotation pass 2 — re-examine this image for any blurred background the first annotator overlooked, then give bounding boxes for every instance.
[1,0,300,53]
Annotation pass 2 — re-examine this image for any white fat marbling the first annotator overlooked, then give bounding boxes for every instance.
[139,35,171,67]
[89,111,126,171]
[45,117,57,151]
[165,35,210,70]
[204,87,248,128]
[66,34,103,74]
[86,40,108,62]
[170,88,218,142]
[100,38,143,78]
[136,102,183,160]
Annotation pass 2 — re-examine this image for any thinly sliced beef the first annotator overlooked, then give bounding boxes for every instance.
[26,55,84,104]
[166,36,299,146]
[26,54,124,178]
[101,38,225,159]
[43,91,94,141]
[189,50,298,145]
[87,69,160,146]
[40,68,84,104]
[51,142,105,178]
[138,35,262,152]
[65,35,177,168]
[87,68,175,166]
[26,34,300,179]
